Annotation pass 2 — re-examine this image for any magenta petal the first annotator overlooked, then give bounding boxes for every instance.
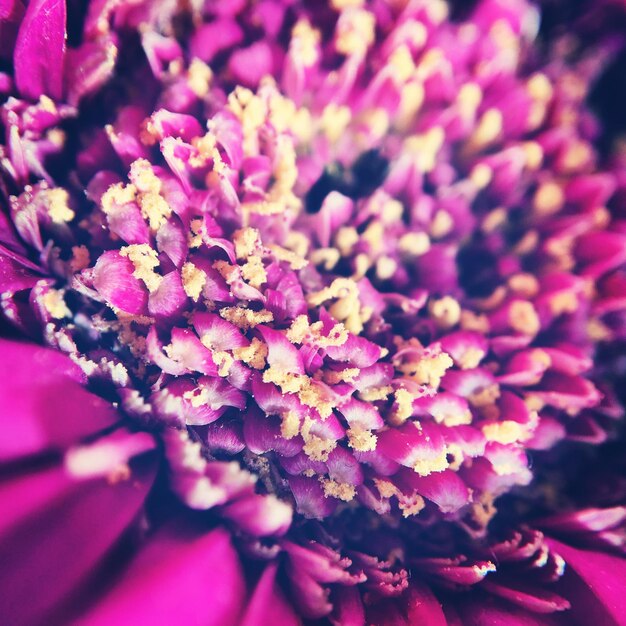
[481,579,570,613]
[456,594,566,626]
[0,452,156,626]
[240,563,300,626]
[547,539,626,626]
[92,250,149,315]
[0,339,119,461]
[396,468,471,514]
[405,583,448,626]
[148,270,188,319]
[14,0,66,100]
[75,522,245,626]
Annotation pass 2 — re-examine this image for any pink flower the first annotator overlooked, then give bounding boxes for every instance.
[1,0,626,623]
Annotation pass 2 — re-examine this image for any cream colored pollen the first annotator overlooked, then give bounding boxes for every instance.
[119,244,162,292]
[181,262,206,301]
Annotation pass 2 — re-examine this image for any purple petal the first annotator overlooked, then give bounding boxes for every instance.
[240,563,300,626]
[75,522,245,626]
[0,339,119,461]
[14,0,66,101]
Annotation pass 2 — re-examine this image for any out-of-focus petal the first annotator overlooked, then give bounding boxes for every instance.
[13,0,66,100]
[75,521,246,626]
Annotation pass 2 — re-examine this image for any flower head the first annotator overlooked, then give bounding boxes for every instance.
[1,0,626,623]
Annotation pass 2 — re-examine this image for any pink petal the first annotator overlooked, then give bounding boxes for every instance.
[0,449,156,625]
[239,563,300,626]
[456,594,566,626]
[548,539,626,626]
[75,522,245,626]
[0,339,119,461]
[92,250,149,316]
[14,0,66,100]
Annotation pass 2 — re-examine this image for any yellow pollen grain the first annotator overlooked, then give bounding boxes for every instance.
[335,226,359,256]
[361,221,385,254]
[550,291,579,317]
[285,231,310,258]
[388,388,415,426]
[381,199,404,224]
[309,248,341,270]
[413,449,449,476]
[457,82,483,118]
[267,244,308,270]
[399,494,426,518]
[321,103,352,143]
[482,420,529,444]
[446,443,464,470]
[560,141,592,174]
[481,207,506,233]
[46,188,75,224]
[399,232,431,256]
[233,338,268,369]
[513,230,539,256]
[281,411,301,439]
[466,108,502,152]
[469,492,497,528]
[374,479,398,499]
[527,73,553,102]
[430,210,454,238]
[509,301,540,336]
[323,367,360,385]
[455,347,485,371]
[263,367,307,395]
[219,307,274,330]
[321,478,356,502]
[119,244,161,292]
[524,394,545,412]
[347,426,377,452]
[298,381,335,419]
[522,141,544,170]
[429,296,461,329]
[286,315,348,348]
[376,256,397,281]
[358,385,393,402]
[291,19,320,67]
[42,289,71,319]
[469,163,493,189]
[181,262,207,302]
[307,278,359,307]
[461,310,490,333]
[398,352,453,389]
[389,45,415,83]
[329,294,360,325]
[213,351,234,377]
[139,192,172,231]
[101,183,137,215]
[303,436,336,461]
[405,127,445,173]
[533,182,564,216]
[469,383,501,408]
[352,253,370,282]
[335,9,375,56]
[129,158,162,194]
[241,256,267,289]
[396,82,425,130]
[331,0,363,8]
[183,387,210,408]
[188,218,204,248]
[416,48,444,79]
[187,58,212,98]
[508,273,540,298]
